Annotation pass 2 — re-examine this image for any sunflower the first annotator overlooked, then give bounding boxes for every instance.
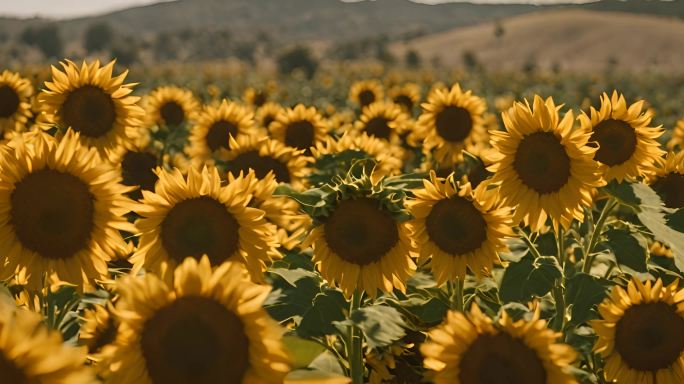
[142,86,199,128]
[108,256,290,383]
[422,304,577,384]
[79,304,119,364]
[130,166,279,282]
[230,171,310,250]
[650,241,674,259]
[0,300,95,383]
[412,84,488,164]
[591,278,684,384]
[349,80,384,109]
[225,135,311,189]
[488,95,603,231]
[0,130,134,291]
[0,70,33,136]
[649,151,684,209]
[406,172,511,285]
[39,60,143,159]
[303,171,415,297]
[354,101,411,143]
[243,86,271,108]
[311,132,404,180]
[269,104,327,154]
[578,91,664,182]
[186,99,257,162]
[388,83,421,113]
[255,102,284,130]
[120,147,159,200]
[667,119,684,150]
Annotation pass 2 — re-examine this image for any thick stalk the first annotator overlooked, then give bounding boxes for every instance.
[450,277,465,312]
[349,291,364,384]
[582,198,618,273]
[552,226,566,332]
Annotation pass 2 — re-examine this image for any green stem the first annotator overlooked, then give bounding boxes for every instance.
[516,227,542,259]
[582,198,618,274]
[552,226,566,332]
[450,277,465,312]
[349,291,364,384]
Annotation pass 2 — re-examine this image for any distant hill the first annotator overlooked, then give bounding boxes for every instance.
[392,9,684,73]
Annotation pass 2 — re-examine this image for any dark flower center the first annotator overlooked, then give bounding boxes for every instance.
[615,302,684,372]
[426,196,487,255]
[61,85,116,138]
[11,169,94,259]
[284,120,315,153]
[459,332,547,384]
[513,131,571,194]
[324,198,398,266]
[121,151,158,200]
[363,117,392,140]
[435,106,473,143]
[141,296,249,384]
[0,85,20,119]
[394,95,414,112]
[590,119,637,166]
[0,352,28,384]
[86,316,118,354]
[161,197,240,265]
[358,90,376,108]
[159,101,185,126]
[206,120,238,152]
[226,150,291,183]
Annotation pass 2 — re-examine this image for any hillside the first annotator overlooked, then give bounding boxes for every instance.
[392,9,684,73]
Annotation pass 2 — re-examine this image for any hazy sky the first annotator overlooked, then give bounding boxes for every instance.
[0,0,593,19]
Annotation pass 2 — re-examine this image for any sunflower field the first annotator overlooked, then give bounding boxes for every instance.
[0,59,683,384]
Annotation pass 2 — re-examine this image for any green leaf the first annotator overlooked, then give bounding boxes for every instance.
[308,350,346,376]
[565,273,609,326]
[666,208,684,232]
[269,268,321,287]
[524,256,562,297]
[499,302,531,321]
[499,255,534,303]
[604,228,648,272]
[402,296,448,325]
[348,304,406,350]
[297,289,347,338]
[282,336,327,369]
[285,370,351,384]
[264,276,321,323]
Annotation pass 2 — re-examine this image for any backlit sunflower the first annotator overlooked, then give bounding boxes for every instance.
[225,135,311,189]
[186,99,257,162]
[0,70,33,136]
[255,102,284,130]
[108,256,290,383]
[488,95,603,231]
[422,304,577,384]
[39,60,143,159]
[649,151,684,209]
[243,86,270,108]
[142,86,199,128]
[412,84,488,164]
[349,80,384,109]
[311,132,404,181]
[388,83,421,113]
[0,300,95,383]
[407,173,512,285]
[667,119,684,150]
[231,171,310,250]
[302,170,415,297]
[354,101,411,143]
[79,304,118,365]
[269,104,327,154]
[130,166,279,282]
[578,91,664,182]
[0,130,134,291]
[591,278,684,384]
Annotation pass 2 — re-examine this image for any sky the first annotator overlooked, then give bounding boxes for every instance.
[0,0,595,19]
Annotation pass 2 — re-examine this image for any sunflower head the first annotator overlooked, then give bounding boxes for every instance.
[0,299,95,383]
[407,172,512,285]
[0,130,135,291]
[349,80,384,109]
[108,256,290,383]
[291,162,416,297]
[79,304,119,365]
[269,104,327,155]
[243,86,271,108]
[130,166,279,282]
[186,99,257,163]
[422,304,577,384]
[667,119,684,151]
[354,101,410,143]
[255,101,284,130]
[388,83,421,114]
[142,86,199,128]
[650,151,684,209]
[0,70,33,136]
[39,60,143,159]
[591,278,684,384]
[412,83,488,164]
[579,91,665,182]
[489,95,603,231]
